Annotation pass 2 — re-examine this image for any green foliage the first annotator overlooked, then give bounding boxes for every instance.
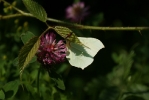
[2,80,20,99]
[1,0,149,100]
[19,36,40,78]
[54,26,83,45]
[109,50,134,86]
[0,90,5,99]
[21,31,35,44]
[99,86,120,100]
[47,69,65,90]
[22,0,47,22]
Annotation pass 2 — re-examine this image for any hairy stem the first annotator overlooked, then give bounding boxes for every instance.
[1,0,149,31]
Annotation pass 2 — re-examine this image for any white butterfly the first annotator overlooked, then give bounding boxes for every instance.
[66,37,104,69]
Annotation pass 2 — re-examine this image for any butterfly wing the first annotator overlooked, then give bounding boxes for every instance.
[78,37,104,57]
[66,42,93,69]
[66,37,104,69]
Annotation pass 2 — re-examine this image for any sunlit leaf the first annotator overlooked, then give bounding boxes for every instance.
[22,0,47,22]
[30,56,37,63]
[19,36,40,77]
[54,26,83,45]
[13,56,37,67]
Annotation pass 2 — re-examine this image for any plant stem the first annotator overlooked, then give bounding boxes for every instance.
[37,66,41,94]
[1,0,149,31]
[0,14,24,19]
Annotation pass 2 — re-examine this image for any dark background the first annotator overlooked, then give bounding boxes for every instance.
[1,0,149,100]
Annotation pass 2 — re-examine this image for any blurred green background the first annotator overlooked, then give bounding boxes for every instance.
[1,0,149,100]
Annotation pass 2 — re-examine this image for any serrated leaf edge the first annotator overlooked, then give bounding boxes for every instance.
[19,36,40,77]
[22,0,47,22]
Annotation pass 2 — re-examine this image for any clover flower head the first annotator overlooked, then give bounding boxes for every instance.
[65,2,89,22]
[36,32,67,65]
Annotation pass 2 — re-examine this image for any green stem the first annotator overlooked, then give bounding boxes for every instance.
[1,0,149,31]
[39,27,52,37]
[37,66,41,94]
[0,14,24,19]
[117,92,123,100]
[47,17,149,30]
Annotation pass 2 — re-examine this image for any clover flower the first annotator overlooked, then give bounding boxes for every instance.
[65,2,89,22]
[36,32,67,65]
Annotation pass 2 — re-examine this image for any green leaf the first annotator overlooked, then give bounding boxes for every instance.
[13,57,19,66]
[0,90,5,99]
[30,56,37,63]
[13,56,37,67]
[54,26,83,45]
[21,31,35,44]
[24,82,36,95]
[30,69,38,80]
[110,50,134,82]
[99,86,120,100]
[48,69,65,90]
[57,63,69,73]
[52,78,65,90]
[22,0,47,22]
[19,36,40,77]
[2,80,20,99]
